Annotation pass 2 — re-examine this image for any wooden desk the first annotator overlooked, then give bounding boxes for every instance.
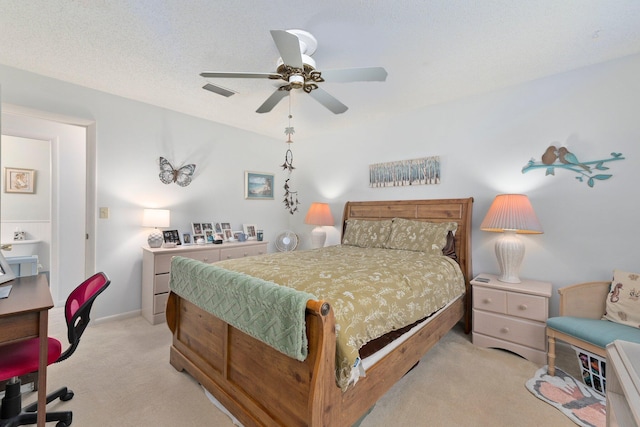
[0,274,53,427]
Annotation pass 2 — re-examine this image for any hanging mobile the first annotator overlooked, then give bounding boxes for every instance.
[281,97,300,214]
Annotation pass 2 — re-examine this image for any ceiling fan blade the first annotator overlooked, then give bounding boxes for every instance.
[200,71,280,79]
[319,67,388,83]
[270,30,303,69]
[308,87,348,114]
[256,89,289,113]
[202,83,236,97]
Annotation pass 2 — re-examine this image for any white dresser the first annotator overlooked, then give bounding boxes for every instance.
[141,241,268,324]
[471,273,552,365]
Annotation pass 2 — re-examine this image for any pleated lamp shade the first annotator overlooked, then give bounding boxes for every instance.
[480,194,543,283]
[304,203,334,249]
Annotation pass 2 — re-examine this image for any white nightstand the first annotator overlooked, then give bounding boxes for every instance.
[471,273,552,365]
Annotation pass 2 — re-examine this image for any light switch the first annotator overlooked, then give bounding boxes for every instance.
[99,207,109,219]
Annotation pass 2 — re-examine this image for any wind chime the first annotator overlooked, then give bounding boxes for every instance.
[281,96,300,214]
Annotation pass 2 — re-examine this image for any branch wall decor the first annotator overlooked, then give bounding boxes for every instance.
[522,146,624,188]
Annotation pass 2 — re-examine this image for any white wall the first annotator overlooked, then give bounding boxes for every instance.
[1,64,289,319]
[291,53,640,316]
[1,52,639,320]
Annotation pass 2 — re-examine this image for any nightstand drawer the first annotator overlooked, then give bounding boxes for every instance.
[473,310,547,350]
[507,292,548,322]
[473,286,507,314]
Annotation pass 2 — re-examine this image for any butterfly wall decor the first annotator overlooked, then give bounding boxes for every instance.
[159,157,196,187]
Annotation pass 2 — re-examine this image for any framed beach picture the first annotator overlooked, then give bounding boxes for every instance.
[5,167,36,194]
[244,171,274,200]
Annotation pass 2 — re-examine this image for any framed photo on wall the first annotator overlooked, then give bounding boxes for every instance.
[4,167,36,194]
[244,171,274,200]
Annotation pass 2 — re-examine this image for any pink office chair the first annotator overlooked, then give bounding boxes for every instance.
[0,272,110,427]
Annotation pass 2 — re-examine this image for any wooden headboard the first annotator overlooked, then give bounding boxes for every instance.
[342,198,474,332]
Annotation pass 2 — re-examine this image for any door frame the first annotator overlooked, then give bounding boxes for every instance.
[1,103,96,304]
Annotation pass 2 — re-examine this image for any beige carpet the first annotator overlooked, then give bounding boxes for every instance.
[19,308,580,426]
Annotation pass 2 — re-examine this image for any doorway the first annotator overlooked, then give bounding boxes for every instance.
[1,105,95,306]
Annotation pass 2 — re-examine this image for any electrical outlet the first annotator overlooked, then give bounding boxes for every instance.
[99,207,109,219]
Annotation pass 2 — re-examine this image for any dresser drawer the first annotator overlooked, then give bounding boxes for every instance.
[473,286,507,314]
[220,245,265,260]
[473,310,546,350]
[181,249,220,264]
[155,273,170,294]
[154,292,169,315]
[155,254,174,274]
[507,292,548,322]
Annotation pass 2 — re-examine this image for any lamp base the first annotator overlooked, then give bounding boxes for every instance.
[148,229,164,248]
[310,227,326,249]
[495,230,524,283]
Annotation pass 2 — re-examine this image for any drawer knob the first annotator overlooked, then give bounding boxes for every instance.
[243,252,248,256]
[518,304,528,311]
[203,257,209,262]
[500,327,510,334]
[483,298,491,304]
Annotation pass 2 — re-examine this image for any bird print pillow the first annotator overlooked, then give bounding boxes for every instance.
[602,269,640,328]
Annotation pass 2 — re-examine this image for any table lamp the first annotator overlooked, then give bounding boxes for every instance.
[480,194,543,283]
[142,209,170,248]
[304,202,334,248]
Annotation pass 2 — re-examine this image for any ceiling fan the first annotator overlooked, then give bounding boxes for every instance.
[200,29,387,114]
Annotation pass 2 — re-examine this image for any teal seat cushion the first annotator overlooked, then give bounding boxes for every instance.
[547,316,640,349]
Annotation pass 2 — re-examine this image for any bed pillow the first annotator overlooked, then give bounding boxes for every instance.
[342,219,392,248]
[384,218,458,254]
[602,269,640,329]
[442,231,458,262]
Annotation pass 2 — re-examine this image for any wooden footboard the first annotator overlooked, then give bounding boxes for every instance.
[166,198,473,426]
[167,291,464,427]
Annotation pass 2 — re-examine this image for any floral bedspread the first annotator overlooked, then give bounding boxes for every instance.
[215,245,465,390]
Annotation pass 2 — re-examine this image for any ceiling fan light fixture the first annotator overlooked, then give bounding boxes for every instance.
[289,75,305,89]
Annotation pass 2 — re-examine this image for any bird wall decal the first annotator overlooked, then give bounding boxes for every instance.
[523,145,625,187]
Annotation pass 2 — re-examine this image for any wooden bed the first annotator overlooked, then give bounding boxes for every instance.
[166,198,473,426]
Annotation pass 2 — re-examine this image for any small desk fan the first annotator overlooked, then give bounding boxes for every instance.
[275,231,299,252]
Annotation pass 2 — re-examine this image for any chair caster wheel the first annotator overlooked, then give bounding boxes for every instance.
[56,421,71,427]
[61,390,74,401]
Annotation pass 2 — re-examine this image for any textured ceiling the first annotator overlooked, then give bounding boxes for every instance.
[1,1,640,139]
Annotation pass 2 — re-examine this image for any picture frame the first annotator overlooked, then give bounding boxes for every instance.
[182,233,192,245]
[5,167,36,194]
[163,230,182,245]
[243,224,257,240]
[220,222,231,231]
[244,171,274,199]
[223,229,234,241]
